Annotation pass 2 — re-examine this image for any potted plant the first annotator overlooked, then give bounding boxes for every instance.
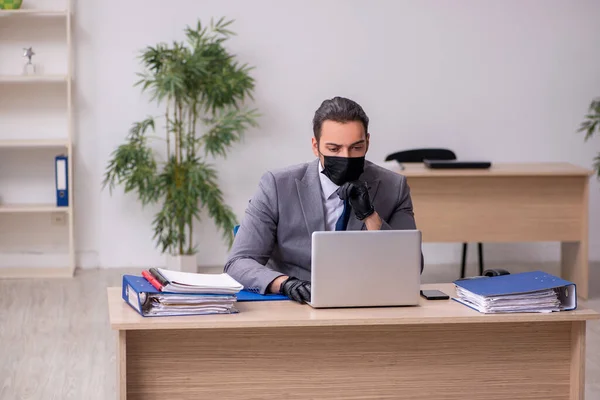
[578,98,600,179]
[103,18,258,272]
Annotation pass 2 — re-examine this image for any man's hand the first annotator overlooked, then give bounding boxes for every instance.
[279,277,311,303]
[337,180,375,221]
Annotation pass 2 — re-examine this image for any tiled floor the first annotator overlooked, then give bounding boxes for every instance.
[0,263,598,399]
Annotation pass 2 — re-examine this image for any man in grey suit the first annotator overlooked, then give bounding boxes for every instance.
[225,97,419,303]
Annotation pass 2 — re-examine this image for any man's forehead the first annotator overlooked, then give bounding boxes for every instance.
[322,139,366,147]
[320,120,366,143]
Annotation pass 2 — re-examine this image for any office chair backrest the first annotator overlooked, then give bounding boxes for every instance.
[385,148,457,163]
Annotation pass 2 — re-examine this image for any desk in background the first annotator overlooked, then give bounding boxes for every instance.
[108,284,598,400]
[395,162,593,298]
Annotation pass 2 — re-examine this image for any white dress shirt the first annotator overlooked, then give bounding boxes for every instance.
[318,161,345,231]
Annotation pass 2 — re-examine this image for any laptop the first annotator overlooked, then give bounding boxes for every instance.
[308,230,422,308]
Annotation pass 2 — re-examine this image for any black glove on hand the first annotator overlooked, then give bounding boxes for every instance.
[337,180,375,220]
[280,277,311,303]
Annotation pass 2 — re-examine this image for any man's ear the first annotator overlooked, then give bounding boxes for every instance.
[365,133,370,153]
[312,137,319,157]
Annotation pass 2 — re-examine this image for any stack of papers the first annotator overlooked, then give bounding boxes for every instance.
[142,293,238,317]
[123,271,244,317]
[454,286,561,313]
[155,268,243,294]
[453,271,576,314]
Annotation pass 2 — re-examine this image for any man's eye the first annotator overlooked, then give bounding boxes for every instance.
[328,147,340,152]
[353,146,363,150]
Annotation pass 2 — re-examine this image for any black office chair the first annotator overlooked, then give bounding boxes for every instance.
[385,148,484,278]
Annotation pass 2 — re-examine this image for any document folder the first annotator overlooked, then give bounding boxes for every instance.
[123,275,288,317]
[236,291,288,301]
[123,275,238,317]
[453,271,576,313]
[55,155,68,207]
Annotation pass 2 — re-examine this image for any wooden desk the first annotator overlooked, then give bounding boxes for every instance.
[108,284,599,400]
[393,162,593,298]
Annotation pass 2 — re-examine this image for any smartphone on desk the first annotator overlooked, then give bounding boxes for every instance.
[420,289,450,300]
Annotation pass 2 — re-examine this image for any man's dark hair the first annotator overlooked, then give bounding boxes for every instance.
[312,96,369,141]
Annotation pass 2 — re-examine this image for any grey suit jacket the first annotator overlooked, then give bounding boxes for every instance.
[224,159,419,294]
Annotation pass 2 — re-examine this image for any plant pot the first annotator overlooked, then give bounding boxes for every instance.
[0,0,23,9]
[165,254,197,273]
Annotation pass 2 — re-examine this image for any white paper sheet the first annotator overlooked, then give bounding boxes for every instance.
[157,268,243,294]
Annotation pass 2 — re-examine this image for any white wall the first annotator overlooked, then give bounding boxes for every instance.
[72,0,600,269]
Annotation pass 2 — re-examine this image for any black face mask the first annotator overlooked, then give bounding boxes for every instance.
[320,155,365,186]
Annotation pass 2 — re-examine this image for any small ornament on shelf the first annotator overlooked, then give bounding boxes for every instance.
[0,0,24,10]
[22,46,36,75]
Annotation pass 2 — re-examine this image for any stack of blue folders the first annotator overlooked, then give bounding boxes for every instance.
[123,269,288,317]
[453,271,576,314]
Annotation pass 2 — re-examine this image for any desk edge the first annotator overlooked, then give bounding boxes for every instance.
[109,311,600,331]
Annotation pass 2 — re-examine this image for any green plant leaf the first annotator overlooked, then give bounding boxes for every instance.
[202,108,259,158]
[187,161,237,248]
[103,118,160,205]
[578,99,600,141]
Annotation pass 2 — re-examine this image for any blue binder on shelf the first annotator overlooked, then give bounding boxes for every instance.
[55,155,68,207]
[122,275,288,317]
[453,271,576,313]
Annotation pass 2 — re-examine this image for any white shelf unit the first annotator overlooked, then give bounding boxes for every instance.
[0,204,70,213]
[0,138,69,148]
[0,1,74,278]
[0,9,68,17]
[0,74,67,82]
